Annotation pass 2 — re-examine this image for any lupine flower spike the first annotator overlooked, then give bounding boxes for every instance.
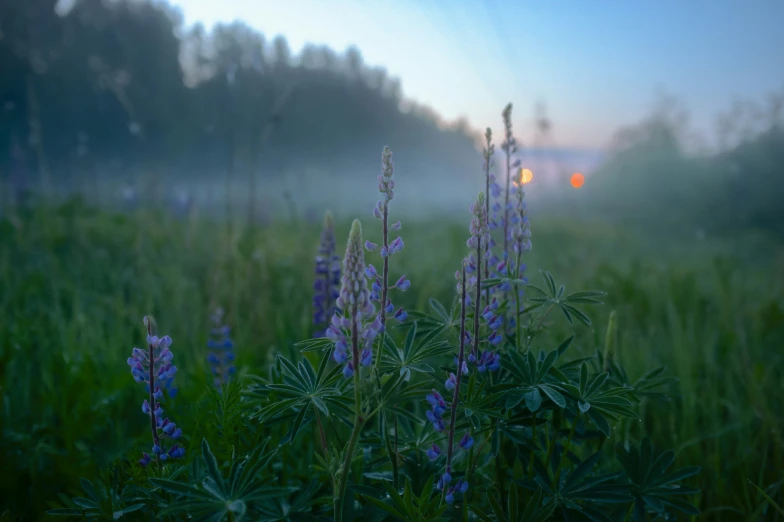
[501,103,517,262]
[334,220,382,516]
[482,128,495,308]
[510,167,532,343]
[207,308,235,388]
[367,147,410,374]
[330,220,379,376]
[128,317,185,465]
[313,211,341,337]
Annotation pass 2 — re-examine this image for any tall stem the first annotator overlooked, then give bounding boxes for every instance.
[514,248,523,349]
[145,318,160,464]
[472,239,482,359]
[484,154,491,310]
[374,205,389,374]
[335,307,363,521]
[445,266,469,486]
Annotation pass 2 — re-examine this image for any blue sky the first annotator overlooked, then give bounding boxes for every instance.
[168,0,784,151]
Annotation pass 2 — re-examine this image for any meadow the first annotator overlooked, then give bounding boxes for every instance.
[1,186,782,520]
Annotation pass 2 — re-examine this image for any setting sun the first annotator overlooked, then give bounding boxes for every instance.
[520,168,533,184]
[570,172,585,188]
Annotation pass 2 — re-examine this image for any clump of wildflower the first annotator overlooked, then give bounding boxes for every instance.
[207,308,235,388]
[329,220,380,377]
[127,317,185,465]
[313,211,341,337]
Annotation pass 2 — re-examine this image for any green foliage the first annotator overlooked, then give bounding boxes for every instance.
[362,476,447,521]
[149,438,292,520]
[1,201,782,520]
[47,477,147,520]
[616,438,701,521]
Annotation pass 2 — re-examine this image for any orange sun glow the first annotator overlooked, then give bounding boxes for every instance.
[570,172,585,188]
[520,168,533,184]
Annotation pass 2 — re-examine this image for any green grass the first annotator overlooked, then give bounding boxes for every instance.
[1,199,783,520]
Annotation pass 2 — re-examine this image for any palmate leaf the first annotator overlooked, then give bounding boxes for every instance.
[362,476,446,521]
[380,321,452,382]
[559,362,637,436]
[249,352,349,442]
[151,438,290,521]
[616,438,701,521]
[47,477,150,519]
[474,485,555,522]
[517,452,631,522]
[503,346,570,413]
[405,298,456,336]
[295,337,335,352]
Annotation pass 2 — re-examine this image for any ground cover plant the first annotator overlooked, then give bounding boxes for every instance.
[1,105,783,521]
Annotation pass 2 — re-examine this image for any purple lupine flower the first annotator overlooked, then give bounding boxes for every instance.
[445,372,457,391]
[331,220,379,378]
[445,478,469,504]
[459,433,474,450]
[394,275,410,291]
[394,307,407,322]
[313,211,341,337]
[130,317,185,465]
[388,236,404,255]
[391,220,401,230]
[487,315,502,331]
[365,264,377,278]
[426,444,441,460]
[207,308,236,388]
[427,390,448,416]
[481,307,495,321]
[476,350,501,372]
[365,240,378,251]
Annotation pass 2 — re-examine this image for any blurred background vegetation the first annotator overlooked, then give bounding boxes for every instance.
[1,0,783,520]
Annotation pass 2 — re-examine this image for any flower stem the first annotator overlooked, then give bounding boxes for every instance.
[483,145,491,310]
[445,265,469,493]
[335,307,364,522]
[472,239,482,359]
[514,249,523,349]
[374,205,389,376]
[144,317,160,465]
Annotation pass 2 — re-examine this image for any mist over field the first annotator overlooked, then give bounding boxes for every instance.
[2,1,784,520]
